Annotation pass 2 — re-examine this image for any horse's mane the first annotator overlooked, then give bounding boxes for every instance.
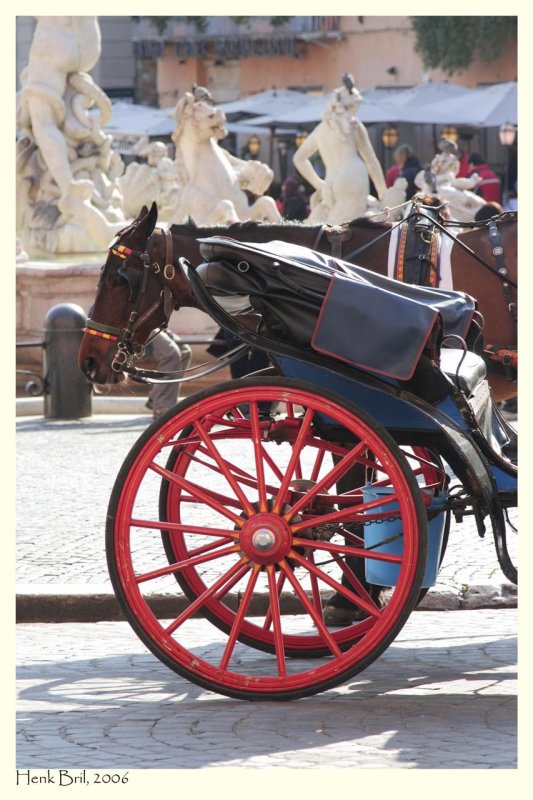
[170,215,390,237]
[171,217,309,237]
[346,216,391,230]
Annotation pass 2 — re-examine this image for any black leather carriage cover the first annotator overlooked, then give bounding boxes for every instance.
[197,237,476,382]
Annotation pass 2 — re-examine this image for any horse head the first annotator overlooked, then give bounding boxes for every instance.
[78,202,194,386]
[172,91,228,149]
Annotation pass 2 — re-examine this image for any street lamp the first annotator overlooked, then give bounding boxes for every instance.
[441,125,458,143]
[499,123,517,202]
[295,130,308,149]
[381,124,398,149]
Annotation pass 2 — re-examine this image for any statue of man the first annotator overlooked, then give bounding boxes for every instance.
[17,17,102,212]
[293,75,386,224]
[414,138,485,222]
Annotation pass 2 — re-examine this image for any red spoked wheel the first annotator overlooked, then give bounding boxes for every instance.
[107,377,428,700]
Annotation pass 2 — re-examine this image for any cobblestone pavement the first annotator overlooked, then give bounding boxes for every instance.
[16,413,517,614]
[16,609,516,769]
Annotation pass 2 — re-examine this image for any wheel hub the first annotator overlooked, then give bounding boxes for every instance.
[252,528,277,551]
[239,513,292,565]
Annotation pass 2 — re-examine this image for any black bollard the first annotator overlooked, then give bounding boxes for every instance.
[43,303,92,419]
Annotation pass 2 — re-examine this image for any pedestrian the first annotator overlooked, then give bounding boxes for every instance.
[143,329,192,419]
[467,152,502,204]
[279,176,309,221]
[393,143,422,200]
[385,146,405,188]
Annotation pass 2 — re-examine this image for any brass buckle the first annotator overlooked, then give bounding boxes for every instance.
[164,264,175,280]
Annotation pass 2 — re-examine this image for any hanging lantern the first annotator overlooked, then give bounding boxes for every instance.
[441,125,459,143]
[246,135,262,157]
[295,130,308,149]
[381,124,399,149]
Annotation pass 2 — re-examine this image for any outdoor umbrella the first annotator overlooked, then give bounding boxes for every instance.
[245,93,401,127]
[218,89,317,118]
[396,81,517,126]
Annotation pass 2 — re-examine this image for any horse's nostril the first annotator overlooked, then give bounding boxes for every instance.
[82,357,98,380]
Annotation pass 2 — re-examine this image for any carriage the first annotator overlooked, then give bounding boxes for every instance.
[79,207,517,701]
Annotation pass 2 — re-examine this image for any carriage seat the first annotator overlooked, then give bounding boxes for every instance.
[439,348,486,396]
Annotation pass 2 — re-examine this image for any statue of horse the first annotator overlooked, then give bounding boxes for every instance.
[78,201,517,404]
[169,87,281,226]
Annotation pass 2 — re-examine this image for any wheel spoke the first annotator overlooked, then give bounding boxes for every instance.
[150,462,244,525]
[279,560,342,656]
[219,565,261,670]
[284,440,367,521]
[187,536,235,559]
[250,401,268,511]
[332,553,382,610]
[180,450,279,497]
[292,536,403,565]
[285,404,304,481]
[266,565,286,677]
[263,571,286,630]
[290,491,401,533]
[308,552,324,614]
[272,408,314,513]
[194,419,256,516]
[165,558,250,635]
[288,549,381,617]
[132,519,239,539]
[310,446,326,483]
[136,543,240,584]
[258,444,285,483]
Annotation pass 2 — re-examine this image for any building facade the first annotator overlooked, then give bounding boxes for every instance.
[139,16,517,108]
[16,15,517,106]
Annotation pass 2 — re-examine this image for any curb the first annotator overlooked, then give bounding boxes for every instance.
[16,583,517,623]
[16,396,153,417]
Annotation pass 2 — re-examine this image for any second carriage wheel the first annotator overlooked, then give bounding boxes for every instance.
[107,377,428,701]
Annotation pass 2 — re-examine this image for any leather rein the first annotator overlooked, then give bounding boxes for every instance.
[84,227,249,383]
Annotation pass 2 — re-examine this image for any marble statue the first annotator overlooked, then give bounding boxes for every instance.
[119,141,180,221]
[16,16,128,255]
[169,86,281,225]
[293,74,387,225]
[414,138,485,222]
[366,177,408,221]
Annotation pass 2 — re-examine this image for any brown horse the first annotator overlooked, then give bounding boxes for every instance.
[79,202,517,401]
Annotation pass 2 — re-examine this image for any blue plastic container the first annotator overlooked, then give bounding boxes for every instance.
[362,484,448,588]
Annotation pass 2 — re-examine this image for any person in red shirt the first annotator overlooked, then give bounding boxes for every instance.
[467,152,502,204]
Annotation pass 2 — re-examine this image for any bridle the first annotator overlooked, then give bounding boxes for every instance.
[84,227,179,373]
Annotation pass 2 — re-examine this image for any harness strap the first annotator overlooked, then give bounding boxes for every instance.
[417,210,517,289]
[487,220,518,323]
[84,319,123,339]
[326,227,352,259]
[312,224,327,251]
[394,215,440,288]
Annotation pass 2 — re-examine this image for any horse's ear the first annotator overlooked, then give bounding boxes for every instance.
[145,202,158,236]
